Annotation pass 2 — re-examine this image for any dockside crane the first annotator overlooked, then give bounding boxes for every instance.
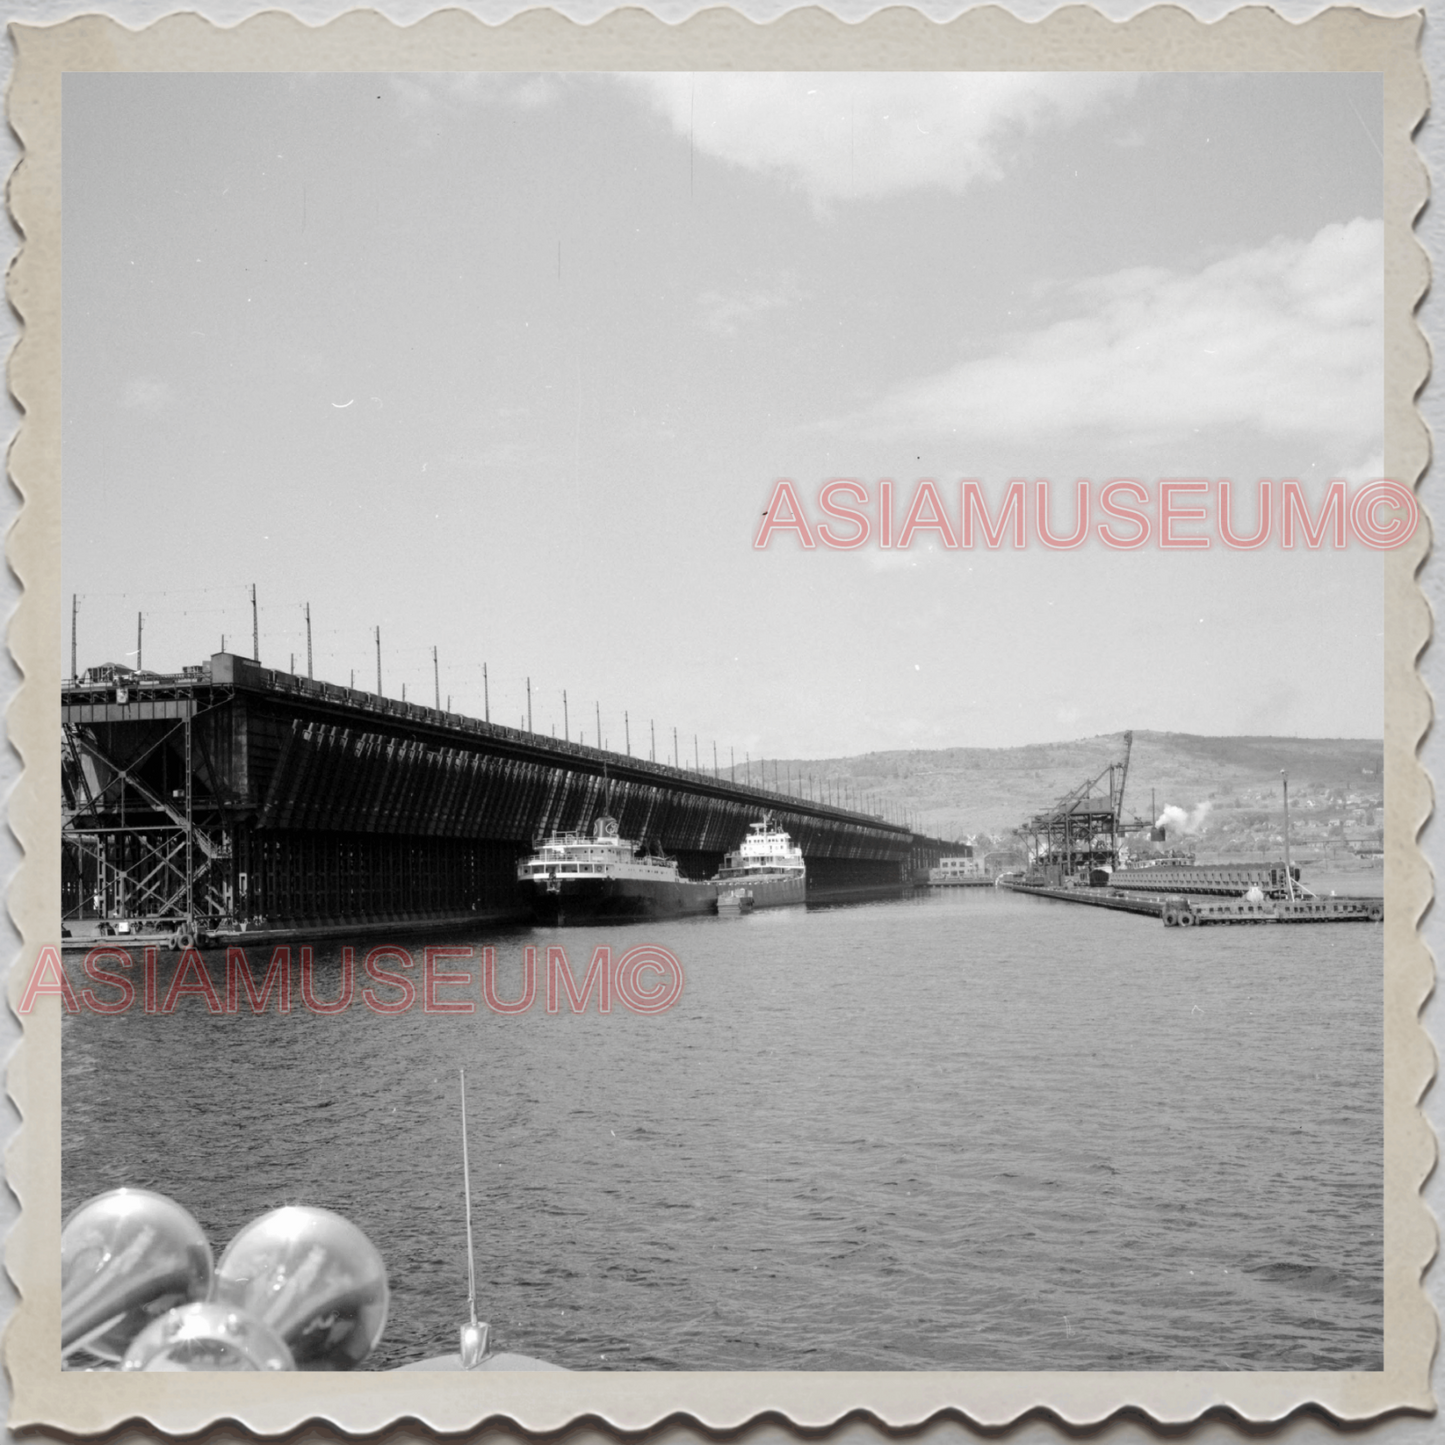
[1021,731,1139,882]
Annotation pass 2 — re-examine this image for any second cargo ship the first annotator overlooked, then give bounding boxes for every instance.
[713,814,807,913]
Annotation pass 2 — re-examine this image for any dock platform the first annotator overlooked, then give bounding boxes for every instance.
[999,880,1382,926]
[999,881,1163,917]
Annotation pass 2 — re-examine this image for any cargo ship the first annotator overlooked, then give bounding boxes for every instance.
[518,815,717,924]
[712,815,807,912]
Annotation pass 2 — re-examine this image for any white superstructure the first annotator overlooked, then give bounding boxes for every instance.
[715,814,806,881]
[517,816,682,887]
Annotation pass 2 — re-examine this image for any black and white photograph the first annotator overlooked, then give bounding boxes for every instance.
[8,7,1433,1431]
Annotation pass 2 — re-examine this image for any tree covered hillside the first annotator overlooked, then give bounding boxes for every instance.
[773,732,1385,843]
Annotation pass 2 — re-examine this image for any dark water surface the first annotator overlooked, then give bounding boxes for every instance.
[62,885,1383,1371]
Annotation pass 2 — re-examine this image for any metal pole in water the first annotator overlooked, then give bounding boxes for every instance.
[456,1067,490,1368]
[460,1067,477,1325]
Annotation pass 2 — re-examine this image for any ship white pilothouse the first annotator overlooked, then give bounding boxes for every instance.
[517,815,717,924]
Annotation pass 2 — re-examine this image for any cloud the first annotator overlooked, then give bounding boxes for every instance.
[387,73,562,122]
[697,283,798,338]
[861,217,1383,454]
[620,73,1136,205]
[121,377,175,413]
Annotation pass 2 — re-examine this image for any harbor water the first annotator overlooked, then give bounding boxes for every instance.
[61,873,1383,1372]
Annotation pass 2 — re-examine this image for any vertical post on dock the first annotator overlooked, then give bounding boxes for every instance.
[71,594,77,683]
[375,627,383,696]
[1280,770,1294,899]
[713,742,718,778]
[483,664,490,722]
[1107,765,1115,869]
[434,647,440,709]
[136,612,143,672]
[650,720,655,762]
[625,711,631,755]
[694,735,699,772]
[673,726,679,768]
[251,584,259,662]
[290,653,295,674]
[306,603,313,679]
[527,677,533,732]
[596,701,602,749]
[563,690,569,742]
[184,698,194,934]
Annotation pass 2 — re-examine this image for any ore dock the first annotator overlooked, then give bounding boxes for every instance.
[62,654,948,950]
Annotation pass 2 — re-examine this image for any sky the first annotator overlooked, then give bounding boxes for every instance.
[61,70,1385,754]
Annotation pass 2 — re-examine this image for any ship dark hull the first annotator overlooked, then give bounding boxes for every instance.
[714,872,806,911]
[526,875,718,925]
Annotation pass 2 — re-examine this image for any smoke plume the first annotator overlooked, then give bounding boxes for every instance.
[1156,802,1213,838]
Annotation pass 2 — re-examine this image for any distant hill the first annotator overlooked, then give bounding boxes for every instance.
[770,732,1385,841]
